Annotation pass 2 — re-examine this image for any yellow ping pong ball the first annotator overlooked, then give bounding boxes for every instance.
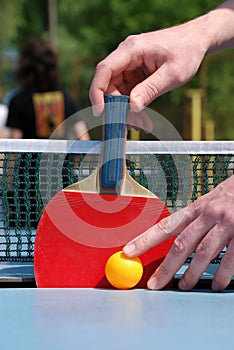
[105,251,143,289]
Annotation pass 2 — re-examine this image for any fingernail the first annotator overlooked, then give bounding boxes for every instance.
[92,105,103,116]
[123,243,136,255]
[147,277,159,290]
[131,95,144,112]
[212,281,221,291]
[179,279,188,290]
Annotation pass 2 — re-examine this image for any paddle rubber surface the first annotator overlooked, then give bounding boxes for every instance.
[34,191,174,288]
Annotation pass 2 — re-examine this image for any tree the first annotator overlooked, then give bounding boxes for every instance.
[0,1,23,51]
[1,0,233,139]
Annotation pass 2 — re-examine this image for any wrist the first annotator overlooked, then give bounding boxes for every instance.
[194,1,234,55]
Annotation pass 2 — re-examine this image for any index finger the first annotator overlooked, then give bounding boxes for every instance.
[89,45,133,115]
[89,66,112,115]
[123,206,195,257]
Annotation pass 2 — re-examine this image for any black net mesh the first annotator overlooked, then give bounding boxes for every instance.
[0,140,233,264]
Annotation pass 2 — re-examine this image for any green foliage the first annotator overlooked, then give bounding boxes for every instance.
[0,0,24,51]
[0,0,233,139]
[206,53,234,139]
[57,0,221,57]
[14,0,48,47]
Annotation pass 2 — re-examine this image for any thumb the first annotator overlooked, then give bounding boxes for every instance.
[130,65,176,111]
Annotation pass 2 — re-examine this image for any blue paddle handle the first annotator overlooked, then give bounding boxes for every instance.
[100,94,129,194]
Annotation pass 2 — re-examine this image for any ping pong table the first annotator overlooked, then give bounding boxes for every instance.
[0,287,234,350]
[0,262,234,350]
[1,140,234,349]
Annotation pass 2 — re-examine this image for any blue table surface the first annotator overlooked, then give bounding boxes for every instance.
[0,288,234,350]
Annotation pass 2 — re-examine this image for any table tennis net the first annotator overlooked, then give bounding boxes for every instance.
[0,139,233,263]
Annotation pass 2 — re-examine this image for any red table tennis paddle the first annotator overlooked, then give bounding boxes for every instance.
[34,94,175,288]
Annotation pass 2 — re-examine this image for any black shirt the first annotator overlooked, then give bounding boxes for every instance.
[7,87,80,139]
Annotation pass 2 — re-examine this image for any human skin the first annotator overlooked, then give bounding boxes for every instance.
[89,0,234,291]
[124,175,234,292]
[89,1,234,115]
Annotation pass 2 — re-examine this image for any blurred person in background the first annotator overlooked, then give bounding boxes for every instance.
[4,37,90,228]
[6,36,89,140]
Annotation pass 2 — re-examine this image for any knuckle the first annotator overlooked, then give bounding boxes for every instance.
[195,239,211,261]
[156,209,190,237]
[95,60,109,72]
[142,81,160,101]
[124,34,137,43]
[121,34,139,50]
[171,236,187,256]
[205,203,223,221]
[135,232,155,250]
[190,199,203,217]
[156,216,176,236]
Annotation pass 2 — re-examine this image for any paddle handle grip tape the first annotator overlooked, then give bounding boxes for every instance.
[100,94,129,193]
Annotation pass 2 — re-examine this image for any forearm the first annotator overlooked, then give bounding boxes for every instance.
[89,0,234,111]
[187,0,234,55]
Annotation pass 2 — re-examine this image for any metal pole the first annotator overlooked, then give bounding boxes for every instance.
[48,0,58,46]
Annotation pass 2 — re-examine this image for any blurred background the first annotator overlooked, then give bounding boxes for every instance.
[0,0,233,140]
